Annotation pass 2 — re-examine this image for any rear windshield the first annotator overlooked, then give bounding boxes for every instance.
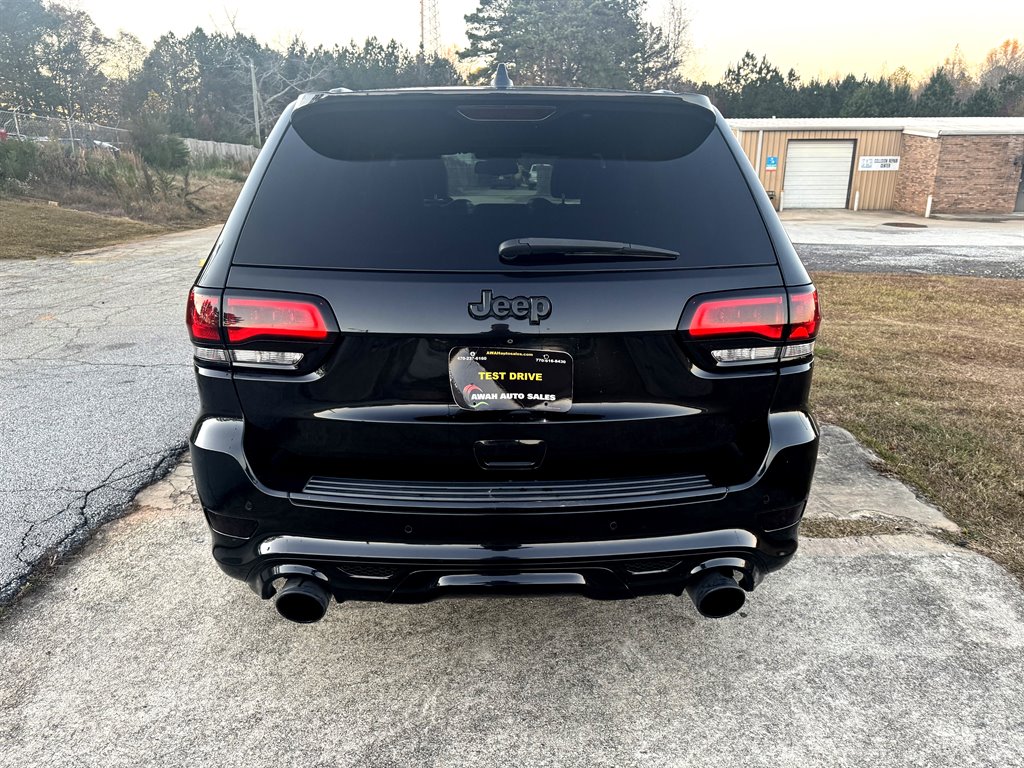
[233,97,775,271]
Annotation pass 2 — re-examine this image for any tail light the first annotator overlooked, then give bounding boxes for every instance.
[689,295,786,340]
[786,288,820,340]
[681,286,820,367]
[187,288,221,342]
[187,288,337,370]
[223,297,329,343]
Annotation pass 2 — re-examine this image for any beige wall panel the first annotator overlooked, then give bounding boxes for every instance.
[734,130,904,209]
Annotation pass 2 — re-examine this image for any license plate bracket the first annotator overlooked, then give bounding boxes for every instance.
[449,347,573,412]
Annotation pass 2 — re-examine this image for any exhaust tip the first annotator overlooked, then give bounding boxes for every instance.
[686,570,746,618]
[275,577,331,623]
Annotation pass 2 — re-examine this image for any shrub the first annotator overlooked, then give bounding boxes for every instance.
[0,140,40,184]
[83,148,152,213]
[0,127,244,225]
[19,141,161,214]
[130,115,190,171]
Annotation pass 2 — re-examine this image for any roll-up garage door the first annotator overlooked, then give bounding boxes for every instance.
[783,140,855,209]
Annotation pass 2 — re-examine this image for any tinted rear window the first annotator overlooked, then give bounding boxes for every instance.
[234,96,774,271]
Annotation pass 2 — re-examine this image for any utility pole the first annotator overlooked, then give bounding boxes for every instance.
[249,58,261,146]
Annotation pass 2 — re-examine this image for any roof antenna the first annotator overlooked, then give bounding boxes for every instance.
[492,63,514,89]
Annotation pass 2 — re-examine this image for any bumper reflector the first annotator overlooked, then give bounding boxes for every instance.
[205,510,259,539]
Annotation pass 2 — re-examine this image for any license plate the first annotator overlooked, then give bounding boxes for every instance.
[449,347,573,412]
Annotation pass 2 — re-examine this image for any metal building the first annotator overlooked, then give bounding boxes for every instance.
[728,117,1024,215]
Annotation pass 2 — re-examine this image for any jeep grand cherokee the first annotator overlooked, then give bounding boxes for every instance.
[187,72,820,623]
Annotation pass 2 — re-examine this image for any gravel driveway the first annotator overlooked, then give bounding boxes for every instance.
[783,210,1024,279]
[796,243,1024,279]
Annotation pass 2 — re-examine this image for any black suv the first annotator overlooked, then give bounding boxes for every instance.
[188,75,820,623]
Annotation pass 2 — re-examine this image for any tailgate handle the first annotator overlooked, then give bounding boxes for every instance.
[474,439,546,470]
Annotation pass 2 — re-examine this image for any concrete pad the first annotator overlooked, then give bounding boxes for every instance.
[2,464,1023,768]
[807,425,959,532]
[781,209,1024,247]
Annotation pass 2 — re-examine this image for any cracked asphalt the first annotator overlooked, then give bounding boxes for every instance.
[0,226,219,603]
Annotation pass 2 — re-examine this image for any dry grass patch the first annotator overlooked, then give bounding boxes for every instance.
[810,272,1024,578]
[0,198,169,259]
[19,169,244,228]
[1,168,243,259]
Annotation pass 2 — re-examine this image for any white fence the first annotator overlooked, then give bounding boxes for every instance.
[1,110,257,165]
[182,137,258,164]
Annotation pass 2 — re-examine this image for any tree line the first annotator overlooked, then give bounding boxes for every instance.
[0,0,461,144]
[701,45,1024,119]
[1,0,1021,147]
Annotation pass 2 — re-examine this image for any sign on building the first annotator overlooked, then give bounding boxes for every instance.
[858,156,900,171]
[765,156,778,171]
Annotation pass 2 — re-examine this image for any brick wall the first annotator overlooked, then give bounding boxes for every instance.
[893,134,940,215]
[932,135,1024,214]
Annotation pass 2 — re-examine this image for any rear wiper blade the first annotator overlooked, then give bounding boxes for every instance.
[498,238,679,264]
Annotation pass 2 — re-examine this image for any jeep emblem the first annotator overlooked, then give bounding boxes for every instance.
[468,290,551,325]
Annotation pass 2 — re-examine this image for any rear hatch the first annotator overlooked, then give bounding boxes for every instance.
[219,91,791,492]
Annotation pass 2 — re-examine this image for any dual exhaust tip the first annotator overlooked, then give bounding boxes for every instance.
[274,577,332,624]
[685,569,746,618]
[272,569,746,623]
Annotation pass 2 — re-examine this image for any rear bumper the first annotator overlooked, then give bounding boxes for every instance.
[251,529,775,602]
[189,411,818,603]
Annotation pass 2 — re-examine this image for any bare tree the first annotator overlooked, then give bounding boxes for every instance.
[662,0,691,66]
[942,45,977,101]
[981,39,1023,85]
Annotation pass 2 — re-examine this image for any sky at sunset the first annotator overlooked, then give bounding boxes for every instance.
[72,0,1021,82]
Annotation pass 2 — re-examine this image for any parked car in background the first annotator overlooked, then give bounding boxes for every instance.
[527,163,540,189]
